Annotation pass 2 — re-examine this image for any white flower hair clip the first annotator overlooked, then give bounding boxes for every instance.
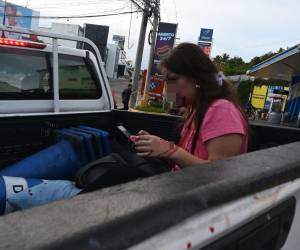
[216,72,225,86]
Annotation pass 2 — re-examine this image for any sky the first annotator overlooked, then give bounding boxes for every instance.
[3,0,300,68]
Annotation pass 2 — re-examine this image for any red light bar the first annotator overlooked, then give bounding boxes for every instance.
[0,38,46,49]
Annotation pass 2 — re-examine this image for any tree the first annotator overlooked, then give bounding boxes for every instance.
[237,80,253,107]
[213,53,230,72]
[213,47,287,76]
[213,55,224,70]
[212,47,289,106]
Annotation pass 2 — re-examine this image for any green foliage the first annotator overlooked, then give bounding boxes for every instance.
[213,48,286,76]
[135,105,165,113]
[237,80,253,107]
[148,100,163,108]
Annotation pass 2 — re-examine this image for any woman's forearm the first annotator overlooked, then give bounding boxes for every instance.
[168,146,209,168]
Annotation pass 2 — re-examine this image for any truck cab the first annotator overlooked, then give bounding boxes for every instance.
[0,27,113,115]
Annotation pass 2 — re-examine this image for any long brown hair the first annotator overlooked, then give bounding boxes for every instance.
[159,43,248,153]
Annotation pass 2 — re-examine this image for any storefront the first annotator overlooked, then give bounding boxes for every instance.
[251,85,289,112]
[248,44,300,121]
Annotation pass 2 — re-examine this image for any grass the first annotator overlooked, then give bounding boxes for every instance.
[135,105,166,113]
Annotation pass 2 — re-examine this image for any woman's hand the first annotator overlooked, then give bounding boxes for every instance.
[129,130,149,143]
[137,130,150,135]
[132,133,176,157]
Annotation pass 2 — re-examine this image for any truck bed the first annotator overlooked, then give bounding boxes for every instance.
[0,111,300,250]
[0,140,299,249]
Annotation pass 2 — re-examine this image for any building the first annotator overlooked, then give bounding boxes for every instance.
[248,44,300,121]
[105,43,120,79]
[38,23,84,48]
[226,74,254,83]
[250,85,289,112]
[105,41,127,80]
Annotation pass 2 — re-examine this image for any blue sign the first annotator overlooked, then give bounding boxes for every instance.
[151,22,178,75]
[198,41,212,56]
[199,28,214,42]
[149,82,159,90]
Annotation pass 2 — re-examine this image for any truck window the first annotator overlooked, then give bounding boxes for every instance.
[58,54,102,99]
[0,47,52,100]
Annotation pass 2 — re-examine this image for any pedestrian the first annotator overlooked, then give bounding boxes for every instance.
[132,43,249,170]
[122,84,132,110]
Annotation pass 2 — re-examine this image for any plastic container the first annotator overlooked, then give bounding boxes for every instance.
[54,130,88,165]
[268,112,282,124]
[64,128,96,162]
[78,126,111,156]
[71,127,104,158]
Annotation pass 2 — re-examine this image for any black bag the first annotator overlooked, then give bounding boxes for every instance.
[76,141,171,193]
[111,139,171,176]
[75,153,146,192]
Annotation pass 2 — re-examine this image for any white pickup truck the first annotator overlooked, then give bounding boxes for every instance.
[0,25,300,250]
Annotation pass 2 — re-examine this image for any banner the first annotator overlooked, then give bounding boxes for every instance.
[151,22,177,76]
[199,28,214,42]
[148,75,165,100]
[0,1,34,39]
[198,41,212,56]
[198,28,214,56]
[251,85,268,109]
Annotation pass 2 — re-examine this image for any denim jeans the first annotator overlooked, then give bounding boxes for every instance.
[7,180,82,210]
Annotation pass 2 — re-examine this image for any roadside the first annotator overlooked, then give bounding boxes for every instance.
[109,78,131,109]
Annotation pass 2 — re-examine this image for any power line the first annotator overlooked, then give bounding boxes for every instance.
[26,0,133,10]
[26,0,128,7]
[128,1,134,49]
[129,0,144,10]
[4,10,142,19]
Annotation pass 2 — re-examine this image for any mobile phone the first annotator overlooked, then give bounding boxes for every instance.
[117,125,132,140]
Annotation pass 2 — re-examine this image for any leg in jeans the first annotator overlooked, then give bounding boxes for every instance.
[7,180,82,211]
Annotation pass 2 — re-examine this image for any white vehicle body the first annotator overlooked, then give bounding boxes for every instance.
[0,25,113,116]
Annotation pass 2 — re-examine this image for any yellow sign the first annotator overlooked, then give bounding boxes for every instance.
[281,86,289,111]
[251,85,268,109]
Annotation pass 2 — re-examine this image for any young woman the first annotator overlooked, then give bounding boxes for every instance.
[132,43,248,169]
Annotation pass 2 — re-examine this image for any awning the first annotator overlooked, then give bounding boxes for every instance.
[247,44,300,81]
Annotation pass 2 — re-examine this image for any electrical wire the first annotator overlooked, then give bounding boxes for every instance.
[25,0,133,11]
[129,0,144,10]
[127,1,134,49]
[26,0,128,7]
[4,10,142,19]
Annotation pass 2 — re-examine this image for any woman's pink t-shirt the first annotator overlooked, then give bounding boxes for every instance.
[174,99,248,170]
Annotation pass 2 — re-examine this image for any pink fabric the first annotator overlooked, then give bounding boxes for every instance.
[172,99,248,170]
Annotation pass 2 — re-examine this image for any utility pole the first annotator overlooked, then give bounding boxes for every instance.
[143,0,159,97]
[129,7,149,108]
[2,0,6,26]
[1,0,7,38]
